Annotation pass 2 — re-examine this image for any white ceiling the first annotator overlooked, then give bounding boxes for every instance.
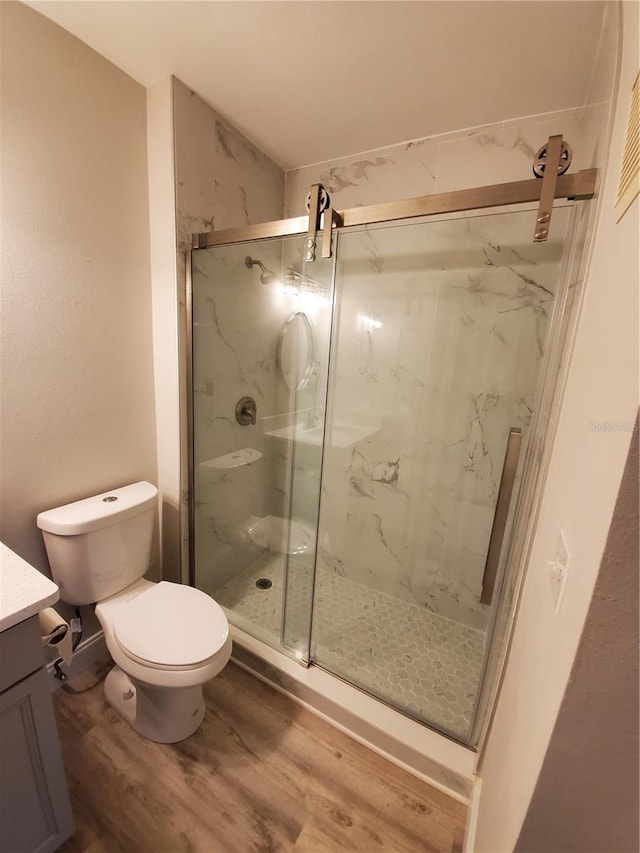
[28,1,605,170]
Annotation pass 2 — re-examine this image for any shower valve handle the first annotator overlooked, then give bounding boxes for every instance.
[236,396,257,426]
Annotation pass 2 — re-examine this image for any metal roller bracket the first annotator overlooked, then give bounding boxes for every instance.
[533,134,564,242]
[304,183,323,262]
[321,208,343,259]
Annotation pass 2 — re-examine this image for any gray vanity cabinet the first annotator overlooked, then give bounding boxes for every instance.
[0,616,74,852]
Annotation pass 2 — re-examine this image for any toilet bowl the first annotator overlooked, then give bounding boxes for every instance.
[96,578,232,742]
[37,481,231,743]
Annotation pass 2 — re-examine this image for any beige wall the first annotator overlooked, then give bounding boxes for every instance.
[146,76,181,583]
[474,2,639,849]
[516,420,639,853]
[0,2,158,593]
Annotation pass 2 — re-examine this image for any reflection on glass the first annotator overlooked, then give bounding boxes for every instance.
[277,311,315,392]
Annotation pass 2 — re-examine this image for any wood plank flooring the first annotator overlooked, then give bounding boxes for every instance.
[54,659,467,853]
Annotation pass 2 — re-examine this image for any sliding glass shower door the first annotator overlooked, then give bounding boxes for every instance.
[191,203,573,744]
[310,206,572,741]
[191,234,335,661]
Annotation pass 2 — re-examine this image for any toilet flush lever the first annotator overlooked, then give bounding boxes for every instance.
[235,396,257,426]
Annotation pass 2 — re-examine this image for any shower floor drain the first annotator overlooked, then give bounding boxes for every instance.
[255,578,272,590]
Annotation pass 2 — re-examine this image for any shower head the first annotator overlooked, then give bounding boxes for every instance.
[245,255,327,302]
[245,256,278,285]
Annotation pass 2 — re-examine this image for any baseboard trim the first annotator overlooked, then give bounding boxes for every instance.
[46,630,108,691]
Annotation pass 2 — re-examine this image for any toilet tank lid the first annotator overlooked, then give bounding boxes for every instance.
[37,482,158,535]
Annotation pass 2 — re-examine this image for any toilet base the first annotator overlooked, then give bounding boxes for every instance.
[104,666,206,743]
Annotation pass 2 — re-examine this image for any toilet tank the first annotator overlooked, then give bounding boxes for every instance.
[37,482,158,605]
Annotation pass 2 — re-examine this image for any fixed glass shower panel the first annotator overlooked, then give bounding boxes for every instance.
[191,235,335,661]
[311,206,572,741]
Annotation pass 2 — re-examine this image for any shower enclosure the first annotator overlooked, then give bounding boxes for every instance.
[188,145,595,746]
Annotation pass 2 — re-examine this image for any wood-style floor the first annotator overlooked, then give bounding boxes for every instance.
[54,659,467,853]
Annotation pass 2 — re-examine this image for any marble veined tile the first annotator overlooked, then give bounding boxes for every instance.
[313,210,572,628]
[284,107,590,217]
[189,95,593,668]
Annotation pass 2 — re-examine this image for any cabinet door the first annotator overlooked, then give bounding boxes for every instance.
[0,667,74,853]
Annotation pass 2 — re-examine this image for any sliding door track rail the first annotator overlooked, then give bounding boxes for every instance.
[192,168,597,250]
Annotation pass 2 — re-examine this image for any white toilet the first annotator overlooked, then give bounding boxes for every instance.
[37,481,231,743]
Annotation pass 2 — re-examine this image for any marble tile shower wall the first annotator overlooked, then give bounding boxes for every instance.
[181,81,603,623]
[284,108,593,629]
[192,235,334,591]
[319,210,570,629]
[284,108,594,216]
[192,242,290,588]
[174,79,286,586]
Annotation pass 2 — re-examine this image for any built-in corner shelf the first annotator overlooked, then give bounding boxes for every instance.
[199,448,263,470]
[265,422,379,449]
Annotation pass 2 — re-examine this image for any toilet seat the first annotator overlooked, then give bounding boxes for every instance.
[114,581,229,671]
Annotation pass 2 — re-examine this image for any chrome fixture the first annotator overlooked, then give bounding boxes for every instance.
[235,396,257,426]
[245,256,278,285]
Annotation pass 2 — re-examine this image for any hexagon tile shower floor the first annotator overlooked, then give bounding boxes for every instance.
[216,554,486,739]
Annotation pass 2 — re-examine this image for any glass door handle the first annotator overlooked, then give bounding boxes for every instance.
[481,428,523,606]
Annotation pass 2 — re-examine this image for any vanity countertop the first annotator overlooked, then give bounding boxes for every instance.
[0,542,59,633]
